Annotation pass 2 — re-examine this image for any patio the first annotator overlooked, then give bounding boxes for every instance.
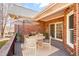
[14,35,70,56]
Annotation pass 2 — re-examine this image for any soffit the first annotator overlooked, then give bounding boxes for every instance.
[39,9,64,22]
[34,3,73,21]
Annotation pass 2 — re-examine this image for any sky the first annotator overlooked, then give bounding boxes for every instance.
[22,3,49,12]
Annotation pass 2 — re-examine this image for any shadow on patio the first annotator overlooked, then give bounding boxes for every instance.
[49,39,70,56]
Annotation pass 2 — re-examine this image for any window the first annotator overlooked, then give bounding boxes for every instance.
[69,14,74,29]
[70,30,74,44]
[69,14,74,44]
[67,11,74,48]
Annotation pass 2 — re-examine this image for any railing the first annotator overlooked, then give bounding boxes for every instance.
[0,34,16,56]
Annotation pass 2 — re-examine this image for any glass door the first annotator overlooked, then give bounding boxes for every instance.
[56,23,63,40]
[50,24,55,38]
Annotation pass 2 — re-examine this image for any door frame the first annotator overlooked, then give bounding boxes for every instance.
[66,10,74,48]
[49,22,63,41]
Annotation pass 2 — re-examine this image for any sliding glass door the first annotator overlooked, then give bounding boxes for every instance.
[56,23,63,39]
[50,22,63,40]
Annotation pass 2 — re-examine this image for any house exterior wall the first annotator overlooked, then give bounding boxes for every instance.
[74,3,79,55]
[37,4,79,55]
[15,24,41,35]
[63,4,76,55]
[37,21,46,33]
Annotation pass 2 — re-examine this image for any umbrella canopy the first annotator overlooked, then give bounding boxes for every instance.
[13,17,34,25]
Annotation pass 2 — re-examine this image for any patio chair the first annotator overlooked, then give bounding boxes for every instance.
[35,34,46,48]
[23,36,37,56]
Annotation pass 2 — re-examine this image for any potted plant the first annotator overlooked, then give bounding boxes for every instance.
[43,32,49,39]
[16,32,20,42]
